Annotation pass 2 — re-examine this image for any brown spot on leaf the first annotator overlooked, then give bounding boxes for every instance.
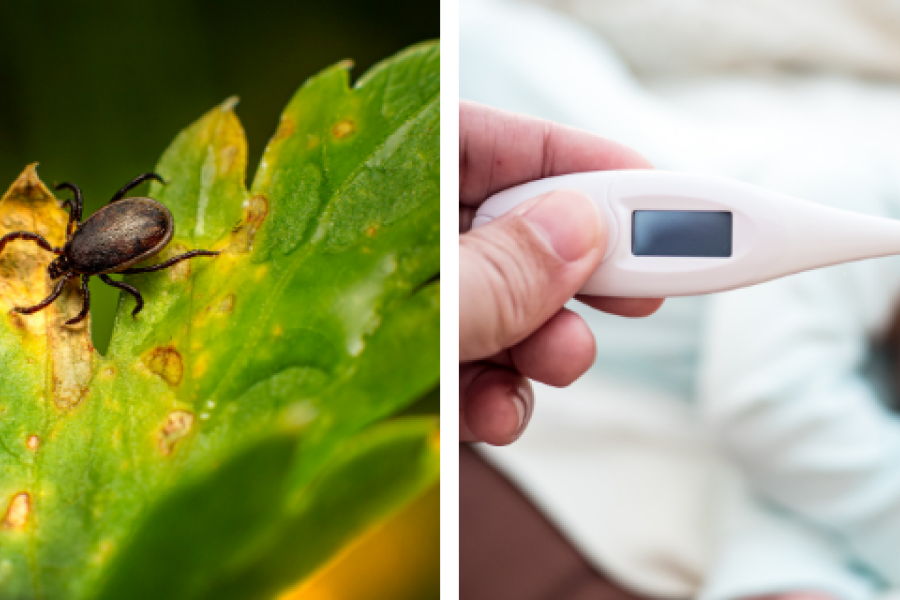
[3,493,29,530]
[159,410,194,456]
[274,118,295,141]
[366,225,377,237]
[332,119,356,139]
[144,345,183,386]
[229,195,268,254]
[25,436,38,452]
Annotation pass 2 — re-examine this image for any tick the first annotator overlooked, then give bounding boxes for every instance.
[0,172,219,325]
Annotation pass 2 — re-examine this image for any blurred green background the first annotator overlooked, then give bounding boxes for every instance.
[0,0,438,355]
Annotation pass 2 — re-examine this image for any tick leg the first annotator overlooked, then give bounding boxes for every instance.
[0,232,63,257]
[12,272,73,316]
[100,274,144,317]
[109,173,166,204]
[55,182,83,236]
[64,275,91,325]
[119,250,220,275]
[61,201,76,239]
[61,200,73,220]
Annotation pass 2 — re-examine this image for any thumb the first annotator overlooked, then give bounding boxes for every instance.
[459,189,606,361]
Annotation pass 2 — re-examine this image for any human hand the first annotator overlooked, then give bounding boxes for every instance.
[459,101,664,445]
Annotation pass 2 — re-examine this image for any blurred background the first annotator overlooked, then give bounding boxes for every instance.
[0,2,438,599]
[461,1,900,599]
[0,0,437,354]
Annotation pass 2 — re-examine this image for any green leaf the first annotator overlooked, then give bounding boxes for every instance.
[0,41,439,600]
[94,417,439,600]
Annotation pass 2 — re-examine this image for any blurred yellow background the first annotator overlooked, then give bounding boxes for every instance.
[283,484,440,600]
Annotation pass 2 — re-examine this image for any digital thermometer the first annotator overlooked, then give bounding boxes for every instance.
[473,170,900,297]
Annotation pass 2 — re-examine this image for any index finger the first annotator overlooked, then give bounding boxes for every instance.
[459,100,653,208]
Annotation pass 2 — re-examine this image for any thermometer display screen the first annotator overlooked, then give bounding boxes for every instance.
[632,211,732,257]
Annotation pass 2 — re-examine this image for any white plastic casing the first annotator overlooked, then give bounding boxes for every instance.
[474,170,900,297]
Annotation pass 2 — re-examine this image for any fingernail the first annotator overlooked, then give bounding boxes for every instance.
[509,384,529,437]
[522,190,601,262]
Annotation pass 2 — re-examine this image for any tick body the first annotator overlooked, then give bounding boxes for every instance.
[0,173,219,325]
[67,199,173,275]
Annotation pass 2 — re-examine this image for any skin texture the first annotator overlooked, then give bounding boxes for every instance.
[459,101,664,446]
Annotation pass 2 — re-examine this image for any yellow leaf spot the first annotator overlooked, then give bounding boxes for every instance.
[3,493,29,530]
[214,294,235,315]
[159,410,194,456]
[272,324,283,337]
[193,353,209,379]
[143,345,183,386]
[274,117,295,141]
[332,119,356,139]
